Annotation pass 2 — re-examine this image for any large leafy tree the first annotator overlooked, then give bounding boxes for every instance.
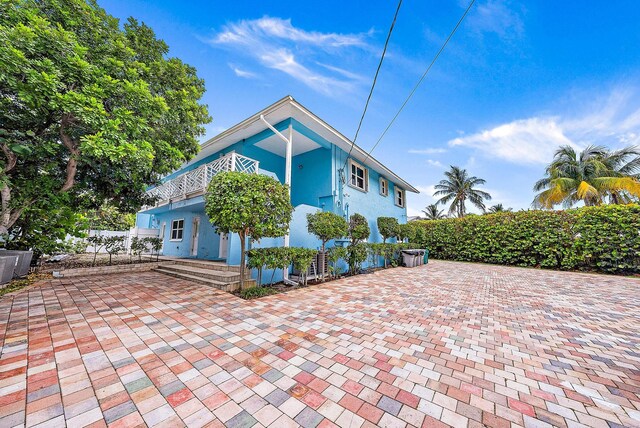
[204,172,293,287]
[0,0,210,241]
[376,217,398,243]
[433,166,492,217]
[306,211,348,281]
[422,204,446,220]
[533,145,640,208]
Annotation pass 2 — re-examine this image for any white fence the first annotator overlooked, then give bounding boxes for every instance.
[84,228,159,254]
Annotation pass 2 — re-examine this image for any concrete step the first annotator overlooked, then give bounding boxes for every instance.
[160,264,240,283]
[170,259,241,272]
[154,268,255,292]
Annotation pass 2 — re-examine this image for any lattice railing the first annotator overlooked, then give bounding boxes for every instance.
[145,152,260,206]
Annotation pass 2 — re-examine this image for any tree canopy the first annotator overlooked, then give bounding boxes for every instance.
[204,171,293,287]
[376,217,398,242]
[307,211,348,281]
[422,204,446,220]
[433,166,491,217]
[533,145,640,208]
[0,0,211,247]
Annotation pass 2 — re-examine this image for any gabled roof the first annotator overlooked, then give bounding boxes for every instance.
[193,95,418,193]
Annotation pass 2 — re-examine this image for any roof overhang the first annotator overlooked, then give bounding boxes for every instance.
[192,96,419,193]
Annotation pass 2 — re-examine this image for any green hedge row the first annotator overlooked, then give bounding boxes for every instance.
[414,204,640,274]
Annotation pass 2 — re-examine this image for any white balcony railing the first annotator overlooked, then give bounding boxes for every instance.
[145,152,259,207]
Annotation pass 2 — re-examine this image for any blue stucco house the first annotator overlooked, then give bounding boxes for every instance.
[136,96,418,283]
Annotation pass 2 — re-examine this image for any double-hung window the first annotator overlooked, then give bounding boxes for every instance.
[349,159,368,192]
[379,177,389,196]
[395,188,405,208]
[170,219,184,241]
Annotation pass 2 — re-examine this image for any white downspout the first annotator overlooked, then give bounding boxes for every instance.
[259,115,296,285]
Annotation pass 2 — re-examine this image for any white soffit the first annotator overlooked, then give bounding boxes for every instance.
[254,131,321,157]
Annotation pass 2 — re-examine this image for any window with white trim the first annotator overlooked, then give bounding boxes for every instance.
[395,188,405,208]
[170,219,184,241]
[379,177,388,196]
[349,159,368,192]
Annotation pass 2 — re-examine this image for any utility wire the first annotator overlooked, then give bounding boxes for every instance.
[362,0,476,164]
[343,0,403,171]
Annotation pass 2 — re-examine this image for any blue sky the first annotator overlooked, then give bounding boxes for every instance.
[101,0,640,216]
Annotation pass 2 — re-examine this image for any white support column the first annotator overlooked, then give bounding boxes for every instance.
[260,115,296,284]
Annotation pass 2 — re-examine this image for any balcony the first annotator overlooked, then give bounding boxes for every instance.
[145,152,260,207]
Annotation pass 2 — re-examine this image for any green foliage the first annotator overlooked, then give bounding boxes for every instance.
[327,246,347,279]
[205,172,293,286]
[395,223,413,242]
[534,145,640,208]
[85,204,136,231]
[129,236,147,262]
[347,243,368,274]
[348,213,370,243]
[414,205,640,274]
[247,246,317,285]
[422,204,446,220]
[376,217,398,243]
[0,0,210,251]
[4,204,87,260]
[144,237,163,261]
[103,236,126,265]
[86,235,106,266]
[434,166,491,217]
[238,286,278,300]
[307,211,348,280]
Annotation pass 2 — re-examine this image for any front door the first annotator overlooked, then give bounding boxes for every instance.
[190,217,200,256]
[219,233,228,259]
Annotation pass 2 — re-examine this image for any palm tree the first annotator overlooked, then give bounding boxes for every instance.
[433,166,492,217]
[488,203,512,213]
[422,204,446,220]
[533,145,640,208]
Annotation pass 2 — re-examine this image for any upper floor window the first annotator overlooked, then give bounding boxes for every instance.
[395,188,405,208]
[170,219,184,241]
[349,159,368,192]
[379,177,389,196]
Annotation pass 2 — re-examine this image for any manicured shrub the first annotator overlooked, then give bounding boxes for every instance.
[414,205,640,274]
[238,286,278,300]
[327,246,347,278]
[348,214,370,243]
[376,217,398,243]
[307,211,348,281]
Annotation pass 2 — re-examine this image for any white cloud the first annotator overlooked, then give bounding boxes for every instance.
[228,64,257,79]
[209,17,370,96]
[408,148,447,155]
[466,0,525,41]
[426,159,445,168]
[449,87,640,165]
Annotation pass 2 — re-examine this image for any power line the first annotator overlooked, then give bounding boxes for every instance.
[362,0,476,164]
[343,0,403,170]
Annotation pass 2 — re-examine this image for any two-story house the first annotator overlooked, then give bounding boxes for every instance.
[136,96,418,283]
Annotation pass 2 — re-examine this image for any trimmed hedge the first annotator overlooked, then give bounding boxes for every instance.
[414,204,640,274]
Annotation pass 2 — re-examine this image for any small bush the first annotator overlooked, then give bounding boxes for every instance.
[238,286,278,300]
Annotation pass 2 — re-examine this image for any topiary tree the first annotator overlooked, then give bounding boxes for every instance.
[205,172,293,288]
[376,217,398,243]
[306,211,348,281]
[349,213,370,244]
[327,246,347,279]
[347,214,370,275]
[396,223,413,243]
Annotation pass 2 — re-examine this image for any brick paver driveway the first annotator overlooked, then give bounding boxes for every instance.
[1,261,639,428]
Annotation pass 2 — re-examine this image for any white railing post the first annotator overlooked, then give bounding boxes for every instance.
[201,165,207,192]
[230,152,237,172]
[254,161,259,174]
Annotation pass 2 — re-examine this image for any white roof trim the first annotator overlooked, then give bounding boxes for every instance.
[201,96,419,193]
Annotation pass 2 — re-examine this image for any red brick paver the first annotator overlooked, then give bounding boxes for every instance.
[1,260,639,427]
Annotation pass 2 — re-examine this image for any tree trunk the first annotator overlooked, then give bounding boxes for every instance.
[239,231,246,289]
[320,241,326,282]
[59,114,80,193]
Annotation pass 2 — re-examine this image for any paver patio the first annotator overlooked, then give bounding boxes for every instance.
[0,260,639,428]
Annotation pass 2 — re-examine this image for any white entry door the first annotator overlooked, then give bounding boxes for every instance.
[219,233,229,259]
[190,217,200,256]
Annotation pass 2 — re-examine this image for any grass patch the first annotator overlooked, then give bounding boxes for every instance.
[238,286,279,300]
[0,273,51,297]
